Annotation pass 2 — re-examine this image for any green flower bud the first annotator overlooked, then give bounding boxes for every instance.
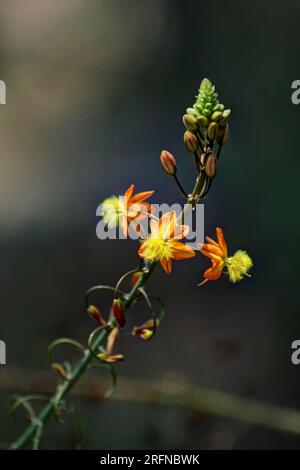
[207,122,219,140]
[182,114,198,131]
[210,111,223,122]
[219,109,231,125]
[184,131,199,153]
[197,115,209,128]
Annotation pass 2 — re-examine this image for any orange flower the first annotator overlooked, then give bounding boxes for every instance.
[138,211,195,274]
[122,184,154,235]
[101,184,154,235]
[199,227,227,285]
[199,227,253,285]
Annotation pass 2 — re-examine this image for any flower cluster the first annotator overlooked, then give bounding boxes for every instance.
[101,83,253,284]
[8,78,254,451]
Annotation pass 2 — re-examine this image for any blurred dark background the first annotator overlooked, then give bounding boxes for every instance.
[0,0,300,449]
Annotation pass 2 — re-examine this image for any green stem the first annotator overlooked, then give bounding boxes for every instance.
[10,171,208,450]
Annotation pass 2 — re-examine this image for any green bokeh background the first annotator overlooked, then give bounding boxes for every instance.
[0,0,299,449]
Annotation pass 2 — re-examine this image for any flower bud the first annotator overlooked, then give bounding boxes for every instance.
[186,107,195,115]
[182,114,198,132]
[217,123,230,145]
[87,305,105,325]
[132,270,143,286]
[219,109,231,125]
[184,131,199,153]
[210,111,223,122]
[112,298,125,327]
[97,352,124,363]
[197,115,209,128]
[160,150,177,176]
[205,152,218,178]
[207,122,219,140]
[132,319,159,341]
[52,362,68,380]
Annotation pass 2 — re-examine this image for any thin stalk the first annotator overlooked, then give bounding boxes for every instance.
[194,152,200,174]
[173,173,189,198]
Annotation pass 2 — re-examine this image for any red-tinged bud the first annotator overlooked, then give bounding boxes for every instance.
[205,152,218,178]
[132,270,143,286]
[183,131,199,153]
[216,123,230,145]
[97,352,124,363]
[87,305,106,325]
[52,362,68,380]
[112,299,125,327]
[132,319,160,340]
[160,150,177,176]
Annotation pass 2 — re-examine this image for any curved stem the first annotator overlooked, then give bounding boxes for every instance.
[173,174,189,198]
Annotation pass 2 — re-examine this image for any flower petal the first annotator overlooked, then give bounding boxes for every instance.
[199,242,224,257]
[205,235,219,247]
[159,211,176,239]
[200,248,223,263]
[204,263,223,281]
[160,258,172,274]
[170,241,195,259]
[216,227,227,257]
[130,190,154,203]
[173,224,189,240]
[124,184,134,201]
[150,219,159,238]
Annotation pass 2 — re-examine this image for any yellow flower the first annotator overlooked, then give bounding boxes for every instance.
[138,211,195,273]
[199,227,253,285]
[101,184,154,234]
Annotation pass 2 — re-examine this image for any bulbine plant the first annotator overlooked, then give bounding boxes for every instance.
[9,79,253,449]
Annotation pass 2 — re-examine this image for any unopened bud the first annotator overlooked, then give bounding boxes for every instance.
[97,352,124,363]
[207,122,219,140]
[52,362,68,380]
[197,115,209,128]
[205,153,218,178]
[132,271,143,286]
[112,298,125,327]
[217,123,230,145]
[160,150,177,176]
[219,109,231,125]
[210,111,223,122]
[87,305,105,325]
[182,114,198,132]
[186,107,195,115]
[184,131,199,153]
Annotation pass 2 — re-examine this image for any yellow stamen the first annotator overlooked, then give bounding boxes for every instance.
[225,250,253,283]
[141,236,173,261]
[101,196,125,228]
